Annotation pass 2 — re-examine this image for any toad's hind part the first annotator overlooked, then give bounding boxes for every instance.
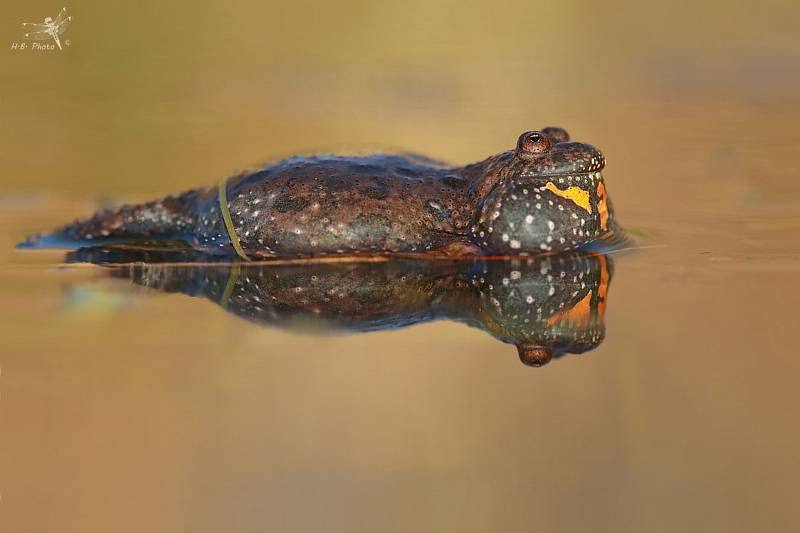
[19,188,208,250]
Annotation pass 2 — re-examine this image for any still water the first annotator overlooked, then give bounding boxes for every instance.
[2,1,800,532]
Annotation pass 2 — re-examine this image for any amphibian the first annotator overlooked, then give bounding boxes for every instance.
[26,127,617,259]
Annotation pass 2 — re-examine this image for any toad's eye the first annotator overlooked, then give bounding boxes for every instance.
[516,131,552,155]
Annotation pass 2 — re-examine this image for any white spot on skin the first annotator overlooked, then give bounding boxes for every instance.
[525,215,533,224]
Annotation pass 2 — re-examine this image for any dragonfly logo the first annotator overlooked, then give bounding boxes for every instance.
[17,7,72,50]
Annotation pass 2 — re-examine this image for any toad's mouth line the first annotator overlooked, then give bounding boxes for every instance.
[514,171,605,182]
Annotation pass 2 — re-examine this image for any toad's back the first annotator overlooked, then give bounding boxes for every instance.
[212,154,474,257]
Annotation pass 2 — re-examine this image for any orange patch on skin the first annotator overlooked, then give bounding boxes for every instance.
[596,181,609,231]
[548,291,592,328]
[544,182,592,214]
[596,254,610,318]
[548,255,610,328]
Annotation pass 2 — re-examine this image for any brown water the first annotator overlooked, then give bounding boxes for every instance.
[2,1,800,531]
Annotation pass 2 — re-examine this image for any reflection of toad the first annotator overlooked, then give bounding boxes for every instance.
[68,246,613,367]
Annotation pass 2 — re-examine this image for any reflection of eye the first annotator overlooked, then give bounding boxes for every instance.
[516,131,552,155]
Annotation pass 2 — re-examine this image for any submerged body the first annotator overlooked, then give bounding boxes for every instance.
[27,128,617,258]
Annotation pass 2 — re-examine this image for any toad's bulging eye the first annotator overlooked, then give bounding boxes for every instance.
[516,131,552,155]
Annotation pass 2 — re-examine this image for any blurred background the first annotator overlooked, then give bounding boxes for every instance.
[2,1,800,532]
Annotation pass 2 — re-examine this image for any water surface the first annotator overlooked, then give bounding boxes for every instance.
[2,1,800,531]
